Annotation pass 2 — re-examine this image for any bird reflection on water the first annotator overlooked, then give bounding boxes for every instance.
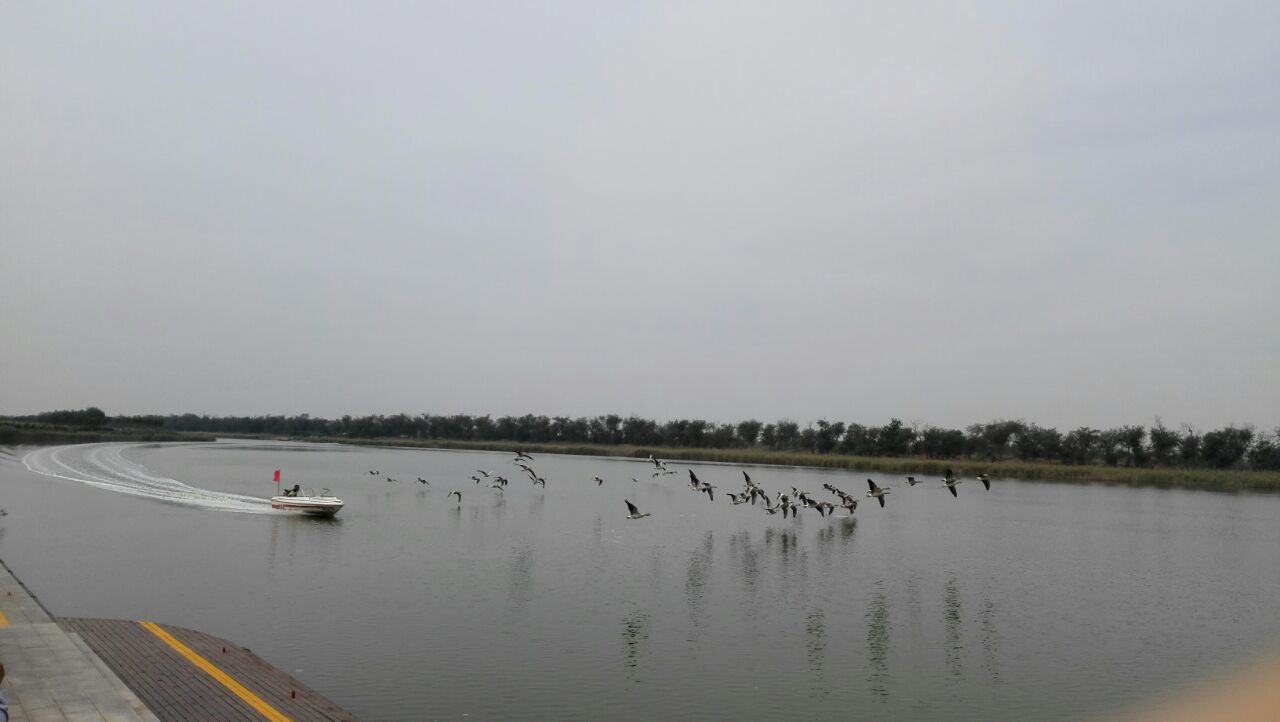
[980,597,1001,684]
[866,582,892,699]
[805,609,826,678]
[507,545,535,615]
[621,610,650,678]
[685,531,714,630]
[944,576,964,680]
[728,530,761,596]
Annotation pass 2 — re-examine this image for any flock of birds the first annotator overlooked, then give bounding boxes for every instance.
[363,451,994,522]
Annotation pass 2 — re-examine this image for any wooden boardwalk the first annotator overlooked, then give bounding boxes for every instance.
[61,619,358,722]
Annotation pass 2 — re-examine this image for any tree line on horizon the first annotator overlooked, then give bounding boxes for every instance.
[10,407,1280,472]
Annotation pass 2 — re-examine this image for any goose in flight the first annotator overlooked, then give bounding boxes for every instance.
[866,479,890,507]
[476,470,492,478]
[943,476,962,497]
[595,476,605,486]
[514,451,534,462]
[976,473,991,491]
[625,500,651,519]
[905,476,924,486]
[368,470,380,475]
[416,477,430,485]
[448,490,462,504]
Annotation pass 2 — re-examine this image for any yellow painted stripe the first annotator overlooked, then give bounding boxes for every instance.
[139,621,291,722]
[0,609,9,627]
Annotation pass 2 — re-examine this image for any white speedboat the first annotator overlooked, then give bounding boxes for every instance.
[271,488,344,517]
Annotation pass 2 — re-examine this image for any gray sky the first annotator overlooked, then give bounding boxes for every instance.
[3,2,1278,431]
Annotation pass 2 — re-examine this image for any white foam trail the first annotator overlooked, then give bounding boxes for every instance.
[22,443,274,514]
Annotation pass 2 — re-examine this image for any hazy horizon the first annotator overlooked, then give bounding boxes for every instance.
[3,2,1278,431]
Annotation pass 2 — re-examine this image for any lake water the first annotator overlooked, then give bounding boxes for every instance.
[1,440,1278,721]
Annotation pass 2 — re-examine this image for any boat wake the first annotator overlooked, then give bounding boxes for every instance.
[22,443,274,514]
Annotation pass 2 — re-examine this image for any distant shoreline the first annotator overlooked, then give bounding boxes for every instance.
[301,436,1280,492]
[5,426,1277,491]
[0,424,214,446]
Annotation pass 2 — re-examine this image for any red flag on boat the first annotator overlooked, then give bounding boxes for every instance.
[273,469,281,482]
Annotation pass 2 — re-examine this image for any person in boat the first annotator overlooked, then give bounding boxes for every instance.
[284,484,302,497]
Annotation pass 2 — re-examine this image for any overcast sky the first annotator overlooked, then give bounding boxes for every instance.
[2,2,1277,431]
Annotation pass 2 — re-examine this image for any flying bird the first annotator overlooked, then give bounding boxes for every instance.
[595,476,605,486]
[866,479,890,507]
[448,490,462,504]
[905,476,924,486]
[625,500,651,520]
[944,476,962,498]
[416,477,430,485]
[977,473,991,491]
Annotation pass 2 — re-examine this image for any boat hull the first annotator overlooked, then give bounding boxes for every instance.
[270,496,344,516]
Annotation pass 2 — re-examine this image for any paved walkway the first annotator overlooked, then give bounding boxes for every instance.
[0,561,157,722]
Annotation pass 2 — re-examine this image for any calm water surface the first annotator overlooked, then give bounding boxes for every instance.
[1,440,1278,721]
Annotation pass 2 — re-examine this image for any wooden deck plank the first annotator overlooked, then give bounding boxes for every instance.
[59,618,357,722]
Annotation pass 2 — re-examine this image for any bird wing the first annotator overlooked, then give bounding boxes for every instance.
[867,479,879,492]
[625,500,639,515]
[949,485,958,497]
[982,478,991,490]
[878,496,886,508]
